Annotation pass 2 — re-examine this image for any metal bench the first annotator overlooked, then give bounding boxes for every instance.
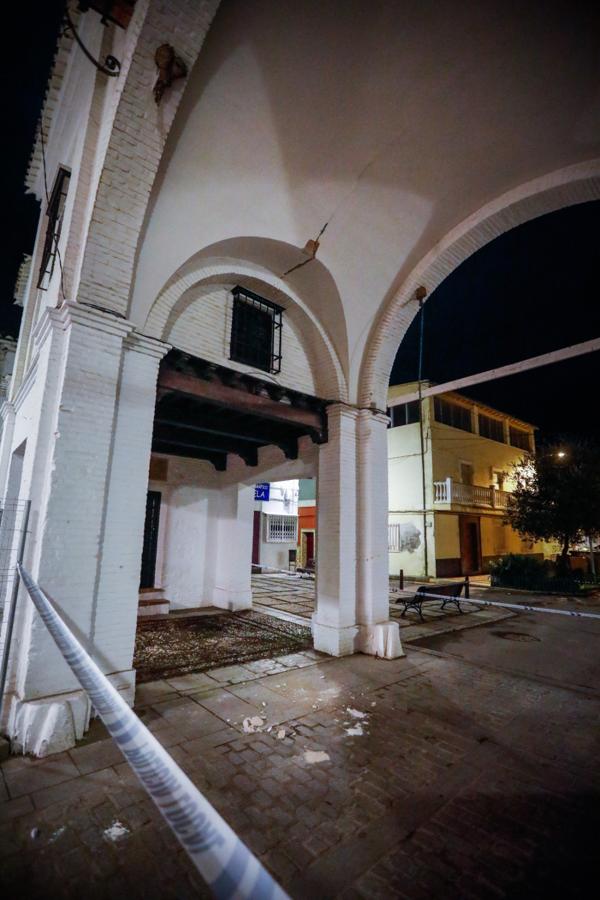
[397,581,465,621]
[296,559,316,579]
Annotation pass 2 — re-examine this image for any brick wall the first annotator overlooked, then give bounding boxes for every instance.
[167,283,316,394]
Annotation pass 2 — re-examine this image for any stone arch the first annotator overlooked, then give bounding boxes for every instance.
[144,248,347,402]
[76,0,221,317]
[359,160,600,410]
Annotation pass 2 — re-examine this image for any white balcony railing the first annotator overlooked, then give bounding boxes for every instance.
[433,478,510,509]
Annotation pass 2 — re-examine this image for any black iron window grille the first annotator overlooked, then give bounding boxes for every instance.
[230,286,283,374]
[37,167,71,290]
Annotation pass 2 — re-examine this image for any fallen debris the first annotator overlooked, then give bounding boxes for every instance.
[346,707,367,719]
[276,729,286,740]
[345,723,364,737]
[103,821,130,842]
[242,716,265,734]
[303,750,330,764]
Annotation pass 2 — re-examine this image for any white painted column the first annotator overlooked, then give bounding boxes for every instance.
[313,404,359,656]
[89,332,169,700]
[4,304,165,756]
[355,411,403,659]
[209,483,254,611]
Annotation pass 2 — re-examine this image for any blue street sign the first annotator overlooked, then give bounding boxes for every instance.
[255,483,270,501]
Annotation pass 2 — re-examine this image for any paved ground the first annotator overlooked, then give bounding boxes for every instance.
[1,592,599,899]
[253,572,516,642]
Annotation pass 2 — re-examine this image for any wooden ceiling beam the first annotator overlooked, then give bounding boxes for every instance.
[158,368,325,436]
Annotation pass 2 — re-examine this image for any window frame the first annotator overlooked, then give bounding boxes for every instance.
[509,426,531,451]
[265,514,298,543]
[434,397,472,433]
[229,285,283,374]
[387,400,420,428]
[37,166,71,290]
[478,413,505,443]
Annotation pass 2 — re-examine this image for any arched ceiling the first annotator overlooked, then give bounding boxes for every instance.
[131,0,600,402]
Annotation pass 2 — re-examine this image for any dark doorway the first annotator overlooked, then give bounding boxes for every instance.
[140,491,161,589]
[460,515,481,575]
[304,531,315,567]
[252,511,261,565]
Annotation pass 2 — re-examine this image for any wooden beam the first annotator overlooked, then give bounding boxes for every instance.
[152,440,227,471]
[388,337,600,407]
[158,368,325,434]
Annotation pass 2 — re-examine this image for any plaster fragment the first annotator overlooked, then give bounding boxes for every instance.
[104,821,130,842]
[303,750,330,763]
[346,707,367,719]
[242,716,265,733]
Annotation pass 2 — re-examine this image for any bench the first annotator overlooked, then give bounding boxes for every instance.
[296,559,316,579]
[397,581,465,621]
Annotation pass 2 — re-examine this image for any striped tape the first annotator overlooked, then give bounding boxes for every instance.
[398,588,600,620]
[17,565,289,900]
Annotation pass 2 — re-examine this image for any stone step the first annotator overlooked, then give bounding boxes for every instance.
[138,597,170,617]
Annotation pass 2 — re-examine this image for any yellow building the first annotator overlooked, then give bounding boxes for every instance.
[387,382,554,578]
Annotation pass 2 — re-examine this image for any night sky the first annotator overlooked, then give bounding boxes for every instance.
[4,2,599,443]
[390,200,600,442]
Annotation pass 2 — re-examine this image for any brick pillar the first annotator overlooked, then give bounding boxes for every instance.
[355,411,402,658]
[4,304,167,755]
[313,404,359,656]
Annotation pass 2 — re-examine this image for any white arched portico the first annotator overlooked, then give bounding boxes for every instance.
[359,161,600,409]
[3,0,600,754]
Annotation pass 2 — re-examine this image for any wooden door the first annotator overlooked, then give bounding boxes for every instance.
[305,531,315,566]
[460,515,481,574]
[140,490,161,589]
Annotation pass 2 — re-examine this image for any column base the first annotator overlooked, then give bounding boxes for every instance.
[5,668,136,758]
[357,620,404,659]
[211,587,253,612]
[312,619,359,656]
[6,690,92,757]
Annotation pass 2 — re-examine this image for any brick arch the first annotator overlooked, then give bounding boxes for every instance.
[144,256,347,401]
[76,0,221,317]
[358,160,600,410]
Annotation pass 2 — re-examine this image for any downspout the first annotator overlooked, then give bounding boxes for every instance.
[416,287,429,579]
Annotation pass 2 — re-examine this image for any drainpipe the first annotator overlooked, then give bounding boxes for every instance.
[416,286,429,579]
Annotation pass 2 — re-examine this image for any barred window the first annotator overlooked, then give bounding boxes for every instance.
[230,286,283,374]
[388,523,401,552]
[266,515,297,543]
[387,401,420,428]
[38,167,70,290]
[509,427,531,451]
[434,397,472,432]
[478,413,505,443]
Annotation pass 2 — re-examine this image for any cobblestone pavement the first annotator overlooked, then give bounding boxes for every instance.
[2,606,600,900]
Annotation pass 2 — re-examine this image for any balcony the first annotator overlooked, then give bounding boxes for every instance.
[433,478,510,509]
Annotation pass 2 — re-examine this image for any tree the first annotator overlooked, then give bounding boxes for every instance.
[507,438,600,569]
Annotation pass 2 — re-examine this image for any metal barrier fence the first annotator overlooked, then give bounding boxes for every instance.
[0,500,31,711]
[17,565,289,900]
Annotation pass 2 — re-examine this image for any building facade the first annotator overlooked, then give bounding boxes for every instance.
[297,478,317,569]
[388,383,555,578]
[0,0,597,755]
[252,479,299,572]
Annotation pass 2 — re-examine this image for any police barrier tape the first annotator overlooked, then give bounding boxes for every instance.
[17,565,289,900]
[396,589,600,620]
